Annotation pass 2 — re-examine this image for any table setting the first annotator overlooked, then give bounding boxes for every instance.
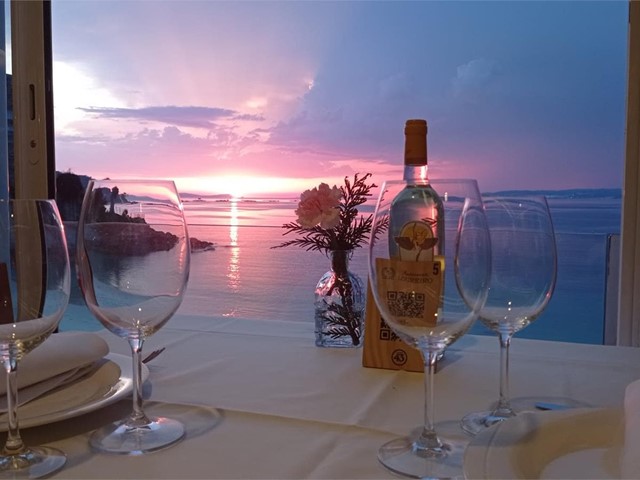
[0,332,121,429]
[2,317,637,479]
[1,174,640,480]
[2,315,640,478]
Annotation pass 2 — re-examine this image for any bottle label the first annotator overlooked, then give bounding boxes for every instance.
[375,256,444,327]
[393,219,438,261]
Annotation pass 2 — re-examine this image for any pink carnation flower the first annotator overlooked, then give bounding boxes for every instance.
[274,173,375,255]
[295,183,341,229]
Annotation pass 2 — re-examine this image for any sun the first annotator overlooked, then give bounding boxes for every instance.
[214,176,252,199]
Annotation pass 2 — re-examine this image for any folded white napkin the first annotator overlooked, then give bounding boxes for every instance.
[621,378,640,478]
[0,332,109,406]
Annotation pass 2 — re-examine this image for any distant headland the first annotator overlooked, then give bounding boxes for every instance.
[56,172,214,255]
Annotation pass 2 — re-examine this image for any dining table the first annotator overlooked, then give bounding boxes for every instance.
[7,313,640,479]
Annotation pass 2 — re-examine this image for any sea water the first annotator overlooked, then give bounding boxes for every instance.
[61,192,621,345]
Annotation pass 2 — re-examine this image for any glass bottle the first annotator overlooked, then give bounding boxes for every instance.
[314,249,365,347]
[389,119,445,261]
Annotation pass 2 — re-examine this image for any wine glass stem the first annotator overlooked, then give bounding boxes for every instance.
[495,333,515,416]
[418,351,442,450]
[128,337,149,425]
[3,358,25,455]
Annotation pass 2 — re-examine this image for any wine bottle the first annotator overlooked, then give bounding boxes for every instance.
[362,119,444,370]
[389,119,444,261]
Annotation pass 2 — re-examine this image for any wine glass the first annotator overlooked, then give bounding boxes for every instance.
[0,199,70,478]
[76,179,190,454]
[368,179,491,479]
[460,196,557,436]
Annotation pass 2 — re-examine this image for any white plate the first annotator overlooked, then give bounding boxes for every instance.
[464,407,626,479]
[0,353,149,431]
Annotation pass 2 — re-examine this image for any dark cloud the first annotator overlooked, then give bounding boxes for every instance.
[78,105,264,129]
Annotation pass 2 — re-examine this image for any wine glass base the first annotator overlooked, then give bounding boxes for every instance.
[90,416,185,455]
[0,446,66,479]
[461,396,592,436]
[508,396,591,413]
[378,433,467,479]
[460,411,510,436]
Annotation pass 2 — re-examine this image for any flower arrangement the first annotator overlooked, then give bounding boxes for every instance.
[273,173,376,255]
[274,173,376,347]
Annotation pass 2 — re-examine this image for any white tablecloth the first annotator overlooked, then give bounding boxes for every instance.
[10,314,640,479]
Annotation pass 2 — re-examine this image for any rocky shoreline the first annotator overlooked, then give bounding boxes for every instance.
[65,222,215,256]
[56,172,215,255]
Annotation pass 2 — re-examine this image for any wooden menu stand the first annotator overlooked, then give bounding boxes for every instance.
[362,280,423,373]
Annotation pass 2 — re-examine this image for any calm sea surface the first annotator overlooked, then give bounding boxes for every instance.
[63,194,622,345]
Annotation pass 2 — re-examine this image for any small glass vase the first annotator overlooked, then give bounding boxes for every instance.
[314,249,365,347]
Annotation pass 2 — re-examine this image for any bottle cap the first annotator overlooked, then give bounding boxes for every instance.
[405,119,427,134]
[404,119,428,165]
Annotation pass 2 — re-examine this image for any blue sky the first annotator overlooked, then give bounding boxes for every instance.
[25,0,629,196]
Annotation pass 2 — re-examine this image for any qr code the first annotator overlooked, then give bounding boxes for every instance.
[379,318,399,341]
[387,291,425,318]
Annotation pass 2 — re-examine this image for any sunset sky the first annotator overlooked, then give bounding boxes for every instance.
[16,1,629,196]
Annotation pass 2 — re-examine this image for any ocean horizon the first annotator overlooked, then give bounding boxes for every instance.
[181,186,622,203]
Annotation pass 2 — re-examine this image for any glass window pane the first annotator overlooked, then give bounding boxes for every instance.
[49,1,628,343]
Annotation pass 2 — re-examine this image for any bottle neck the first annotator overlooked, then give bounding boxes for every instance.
[330,249,351,276]
[403,121,428,184]
[402,164,429,184]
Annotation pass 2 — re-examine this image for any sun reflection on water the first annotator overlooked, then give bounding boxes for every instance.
[227,200,240,291]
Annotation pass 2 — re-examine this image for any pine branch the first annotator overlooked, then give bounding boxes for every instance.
[321,301,362,341]
[273,173,376,254]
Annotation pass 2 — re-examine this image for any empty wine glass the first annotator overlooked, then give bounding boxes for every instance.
[0,199,70,478]
[368,179,490,479]
[76,179,190,454]
[460,196,557,436]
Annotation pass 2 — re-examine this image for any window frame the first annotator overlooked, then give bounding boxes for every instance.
[617,1,640,346]
[10,0,55,200]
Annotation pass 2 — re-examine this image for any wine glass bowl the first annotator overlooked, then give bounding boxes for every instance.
[368,179,490,478]
[76,179,190,454]
[0,199,70,478]
[460,196,557,436]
